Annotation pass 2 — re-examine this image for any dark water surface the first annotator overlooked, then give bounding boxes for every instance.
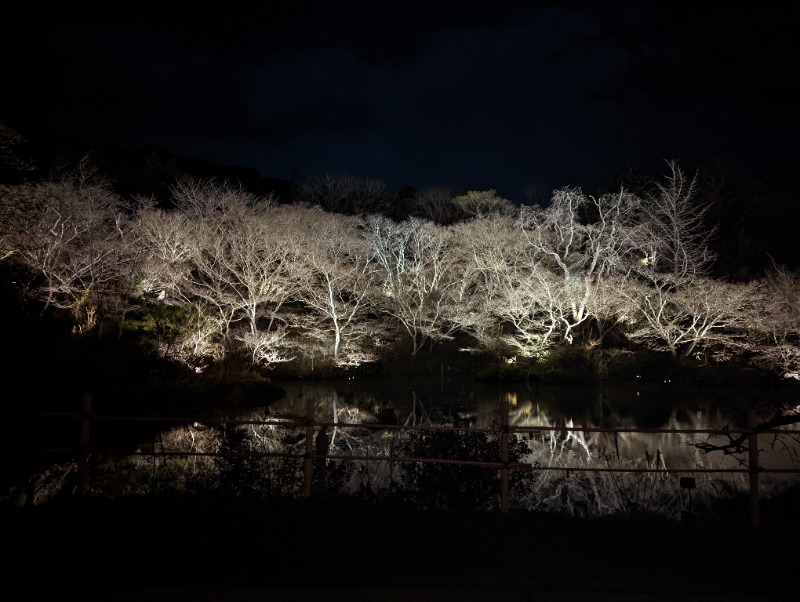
[265,376,800,489]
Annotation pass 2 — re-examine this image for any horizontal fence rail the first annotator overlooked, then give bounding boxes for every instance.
[3,393,800,528]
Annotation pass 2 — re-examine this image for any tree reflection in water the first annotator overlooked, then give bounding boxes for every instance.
[241,378,799,518]
[10,378,799,518]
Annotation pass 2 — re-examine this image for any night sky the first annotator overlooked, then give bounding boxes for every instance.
[2,0,799,203]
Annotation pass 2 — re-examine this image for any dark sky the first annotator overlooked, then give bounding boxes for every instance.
[2,0,798,203]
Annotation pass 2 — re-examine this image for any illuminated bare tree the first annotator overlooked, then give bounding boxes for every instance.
[0,160,134,332]
[447,214,526,354]
[168,179,304,365]
[517,186,644,345]
[589,275,635,344]
[737,264,800,380]
[451,189,516,218]
[132,198,195,299]
[687,265,800,457]
[237,326,294,367]
[364,215,462,355]
[131,197,226,361]
[619,161,734,359]
[292,207,379,364]
[447,204,643,359]
[170,176,271,218]
[641,160,717,278]
[496,263,567,357]
[625,275,752,359]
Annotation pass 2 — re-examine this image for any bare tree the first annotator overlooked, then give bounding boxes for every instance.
[689,265,800,457]
[641,160,717,279]
[620,161,735,359]
[625,275,752,359]
[170,176,270,219]
[364,215,462,355]
[451,189,516,218]
[517,186,644,345]
[494,261,568,357]
[412,186,461,225]
[0,160,134,332]
[132,198,195,300]
[737,264,800,380]
[447,214,526,355]
[166,179,304,366]
[298,173,395,215]
[0,122,37,180]
[447,192,645,359]
[292,207,379,364]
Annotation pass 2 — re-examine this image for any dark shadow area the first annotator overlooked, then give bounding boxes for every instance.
[2,491,798,599]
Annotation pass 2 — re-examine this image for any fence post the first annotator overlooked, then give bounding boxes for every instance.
[500,395,509,514]
[314,427,329,494]
[77,392,92,496]
[748,409,760,529]
[303,397,315,499]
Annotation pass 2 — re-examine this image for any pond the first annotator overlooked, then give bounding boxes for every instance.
[255,375,800,516]
[13,373,798,517]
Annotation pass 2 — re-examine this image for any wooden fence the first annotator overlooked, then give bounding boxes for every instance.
[3,392,800,529]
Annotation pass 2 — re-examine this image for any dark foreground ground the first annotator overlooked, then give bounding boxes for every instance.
[2,491,799,601]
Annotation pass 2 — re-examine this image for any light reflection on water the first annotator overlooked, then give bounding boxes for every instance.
[264,376,800,478]
[104,375,799,519]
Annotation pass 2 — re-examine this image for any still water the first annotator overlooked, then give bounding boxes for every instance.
[260,375,800,508]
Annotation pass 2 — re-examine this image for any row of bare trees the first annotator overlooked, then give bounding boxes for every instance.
[2,159,799,379]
